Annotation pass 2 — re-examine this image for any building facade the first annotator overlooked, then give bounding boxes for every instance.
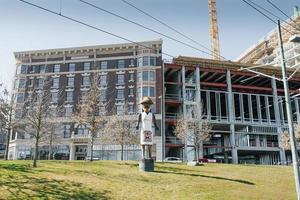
[164,56,300,165]
[10,40,163,161]
[237,7,300,68]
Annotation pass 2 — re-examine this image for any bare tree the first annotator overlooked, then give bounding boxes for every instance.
[174,118,212,162]
[102,114,138,160]
[279,124,300,150]
[19,77,60,167]
[73,73,107,161]
[0,83,17,160]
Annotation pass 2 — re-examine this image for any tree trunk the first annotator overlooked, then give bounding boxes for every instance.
[48,133,53,160]
[195,145,199,163]
[90,134,94,162]
[121,143,124,161]
[4,128,11,160]
[33,137,39,168]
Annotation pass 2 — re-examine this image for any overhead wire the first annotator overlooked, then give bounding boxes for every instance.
[18,0,175,58]
[120,0,219,58]
[78,0,223,59]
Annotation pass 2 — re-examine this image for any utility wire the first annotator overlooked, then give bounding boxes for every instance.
[265,0,300,30]
[18,0,174,58]
[78,0,220,59]
[241,0,295,35]
[247,0,300,32]
[120,0,219,59]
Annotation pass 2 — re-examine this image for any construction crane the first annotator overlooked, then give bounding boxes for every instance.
[208,0,221,60]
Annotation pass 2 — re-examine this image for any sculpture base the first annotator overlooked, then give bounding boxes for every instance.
[139,158,154,172]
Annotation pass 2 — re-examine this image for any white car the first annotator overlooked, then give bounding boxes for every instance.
[164,157,182,163]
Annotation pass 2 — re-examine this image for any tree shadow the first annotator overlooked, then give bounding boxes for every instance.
[154,170,255,186]
[0,163,33,173]
[0,174,110,199]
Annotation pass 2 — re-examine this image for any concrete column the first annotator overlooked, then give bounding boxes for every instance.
[69,144,75,160]
[226,69,238,164]
[271,77,287,163]
[195,66,203,159]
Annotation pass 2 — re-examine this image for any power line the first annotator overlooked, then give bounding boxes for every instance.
[120,0,220,59]
[266,0,291,19]
[241,0,295,35]
[18,0,174,58]
[78,0,219,59]
[247,0,300,32]
[265,0,300,30]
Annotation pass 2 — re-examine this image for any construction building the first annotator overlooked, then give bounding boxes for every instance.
[164,56,300,164]
[10,40,163,161]
[237,7,300,68]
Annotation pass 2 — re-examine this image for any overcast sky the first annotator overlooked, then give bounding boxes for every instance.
[0,0,299,89]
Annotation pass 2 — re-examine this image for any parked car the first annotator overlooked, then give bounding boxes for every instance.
[199,158,217,163]
[164,157,182,163]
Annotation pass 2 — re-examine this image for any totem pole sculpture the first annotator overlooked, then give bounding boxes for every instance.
[136,97,159,172]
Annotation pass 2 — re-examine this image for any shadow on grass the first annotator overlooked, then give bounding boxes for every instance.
[0,174,110,200]
[154,170,255,186]
[0,163,32,173]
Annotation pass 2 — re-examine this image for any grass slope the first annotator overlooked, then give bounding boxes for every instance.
[0,161,296,200]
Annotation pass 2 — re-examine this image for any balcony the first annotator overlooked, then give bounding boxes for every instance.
[165,136,184,147]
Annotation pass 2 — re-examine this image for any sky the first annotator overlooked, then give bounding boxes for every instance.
[0,0,299,89]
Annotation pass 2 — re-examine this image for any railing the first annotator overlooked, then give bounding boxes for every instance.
[165,113,179,119]
[165,137,183,144]
[71,133,91,139]
[165,94,181,101]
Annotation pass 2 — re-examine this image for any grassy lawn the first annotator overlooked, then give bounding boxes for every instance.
[0,160,296,200]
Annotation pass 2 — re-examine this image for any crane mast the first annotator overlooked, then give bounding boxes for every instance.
[208,0,221,60]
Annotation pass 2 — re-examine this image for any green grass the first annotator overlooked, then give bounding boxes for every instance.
[0,160,296,200]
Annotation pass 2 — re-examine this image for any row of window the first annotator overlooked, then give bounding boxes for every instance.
[14,104,135,119]
[16,56,158,74]
[16,73,137,89]
[15,87,136,103]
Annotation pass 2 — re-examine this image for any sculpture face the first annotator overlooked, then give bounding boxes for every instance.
[142,104,150,112]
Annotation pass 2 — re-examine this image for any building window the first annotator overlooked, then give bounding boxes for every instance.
[66,91,73,102]
[52,78,59,88]
[143,56,149,66]
[142,71,149,81]
[129,88,134,96]
[15,109,22,119]
[17,65,27,74]
[99,75,107,86]
[99,106,106,114]
[117,89,124,99]
[129,73,134,81]
[100,61,107,69]
[117,74,124,84]
[100,92,106,102]
[54,64,60,73]
[84,62,91,71]
[38,78,44,88]
[138,57,143,67]
[130,59,134,66]
[67,77,74,87]
[69,63,75,72]
[28,79,33,87]
[62,124,71,138]
[52,92,58,103]
[142,87,155,97]
[30,66,36,73]
[16,93,24,103]
[150,71,155,81]
[81,91,88,101]
[116,105,124,115]
[18,79,25,89]
[150,56,155,66]
[65,107,73,117]
[83,76,90,86]
[40,65,46,73]
[118,60,125,69]
[128,105,134,113]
